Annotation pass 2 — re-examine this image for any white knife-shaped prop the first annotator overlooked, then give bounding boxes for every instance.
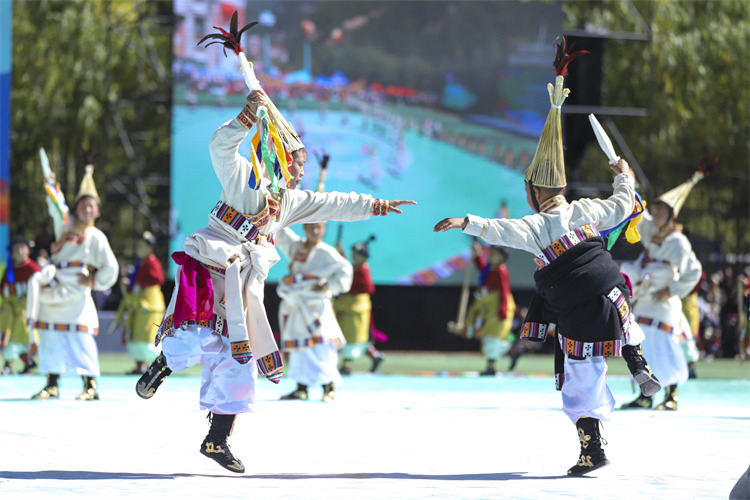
[588,114,621,165]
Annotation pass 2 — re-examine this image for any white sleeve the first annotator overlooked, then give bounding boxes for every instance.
[91,232,119,291]
[637,209,656,247]
[462,213,544,254]
[574,173,635,230]
[663,236,702,298]
[280,189,374,228]
[208,117,264,214]
[275,227,302,260]
[323,250,354,296]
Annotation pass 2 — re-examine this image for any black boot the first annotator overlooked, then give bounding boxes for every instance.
[567,417,610,476]
[321,382,336,402]
[200,412,245,473]
[20,353,37,374]
[621,344,661,397]
[654,384,679,411]
[136,352,172,399]
[620,391,653,409]
[368,347,385,373]
[31,373,60,399]
[480,359,497,376]
[76,375,100,400]
[280,383,308,400]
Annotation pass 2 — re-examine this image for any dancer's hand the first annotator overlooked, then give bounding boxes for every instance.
[246,90,268,113]
[433,217,467,232]
[611,158,634,180]
[387,200,417,214]
[652,287,672,302]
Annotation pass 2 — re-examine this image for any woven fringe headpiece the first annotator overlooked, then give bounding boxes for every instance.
[198,11,304,155]
[75,164,101,204]
[657,155,718,217]
[524,37,588,189]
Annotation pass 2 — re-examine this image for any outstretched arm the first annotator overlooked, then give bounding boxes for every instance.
[434,214,544,254]
[281,189,416,228]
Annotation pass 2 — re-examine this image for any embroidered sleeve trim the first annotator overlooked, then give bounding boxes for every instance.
[371,199,389,216]
[236,105,258,129]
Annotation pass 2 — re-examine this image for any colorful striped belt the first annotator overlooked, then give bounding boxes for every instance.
[154,312,231,346]
[210,200,275,244]
[282,336,344,350]
[636,316,676,335]
[534,224,601,269]
[33,321,98,335]
[54,261,86,269]
[281,273,319,285]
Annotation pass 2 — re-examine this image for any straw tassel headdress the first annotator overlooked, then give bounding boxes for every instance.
[198,11,304,196]
[656,155,718,218]
[75,164,101,204]
[524,37,589,189]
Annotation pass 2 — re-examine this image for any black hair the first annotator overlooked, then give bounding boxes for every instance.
[527,180,541,212]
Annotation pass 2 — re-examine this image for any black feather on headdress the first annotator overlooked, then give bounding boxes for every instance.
[197,11,258,57]
[698,154,719,176]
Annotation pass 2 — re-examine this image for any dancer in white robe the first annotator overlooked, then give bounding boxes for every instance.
[135,90,415,474]
[276,223,352,402]
[620,190,702,411]
[27,165,118,400]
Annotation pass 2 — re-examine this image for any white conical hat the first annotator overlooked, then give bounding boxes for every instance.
[75,164,101,204]
[656,171,704,218]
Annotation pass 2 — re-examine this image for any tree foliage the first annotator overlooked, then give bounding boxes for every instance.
[10,0,172,264]
[563,0,749,263]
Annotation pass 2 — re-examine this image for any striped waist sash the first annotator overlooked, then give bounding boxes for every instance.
[534,224,601,269]
[55,261,86,269]
[33,321,98,335]
[635,316,684,338]
[210,200,275,245]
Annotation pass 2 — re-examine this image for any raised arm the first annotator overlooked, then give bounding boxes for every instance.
[208,93,266,213]
[574,171,635,231]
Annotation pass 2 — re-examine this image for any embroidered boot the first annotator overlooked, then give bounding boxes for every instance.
[654,384,679,411]
[136,352,172,399]
[31,373,60,399]
[567,417,610,476]
[620,391,653,409]
[321,382,336,402]
[621,344,661,397]
[76,375,100,400]
[200,412,245,473]
[280,383,308,400]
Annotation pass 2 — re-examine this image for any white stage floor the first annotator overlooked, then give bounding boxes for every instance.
[1,373,748,499]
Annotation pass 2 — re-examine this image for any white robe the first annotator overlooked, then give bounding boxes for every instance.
[160,115,381,413]
[27,198,118,377]
[276,228,352,387]
[462,174,642,423]
[620,211,702,387]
